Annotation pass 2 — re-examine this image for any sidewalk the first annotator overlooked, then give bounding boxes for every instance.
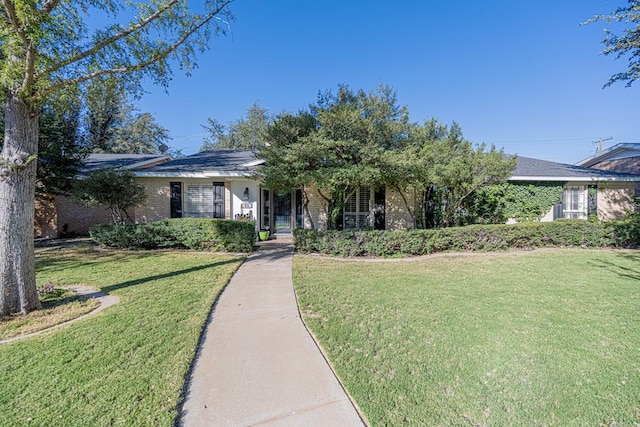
[179,242,365,426]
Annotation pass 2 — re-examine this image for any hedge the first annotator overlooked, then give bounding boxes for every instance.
[90,219,256,252]
[293,217,640,257]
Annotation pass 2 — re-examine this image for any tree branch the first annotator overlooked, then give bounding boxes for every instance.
[41,0,60,15]
[36,1,232,101]
[39,0,179,78]
[36,4,228,100]
[2,0,28,46]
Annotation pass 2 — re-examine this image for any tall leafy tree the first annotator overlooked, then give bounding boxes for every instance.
[36,93,86,199]
[585,0,640,87]
[259,85,515,231]
[259,85,412,230]
[201,101,271,150]
[0,0,234,317]
[86,78,171,154]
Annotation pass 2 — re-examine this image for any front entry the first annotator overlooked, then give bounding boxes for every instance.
[273,193,292,234]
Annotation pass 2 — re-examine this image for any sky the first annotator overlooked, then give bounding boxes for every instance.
[135,0,639,164]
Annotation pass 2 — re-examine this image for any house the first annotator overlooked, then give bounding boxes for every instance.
[510,156,639,221]
[36,153,170,238]
[577,143,640,174]
[132,149,640,236]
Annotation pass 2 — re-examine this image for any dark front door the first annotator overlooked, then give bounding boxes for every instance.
[273,192,292,233]
[374,188,385,230]
[170,182,182,218]
[212,182,225,219]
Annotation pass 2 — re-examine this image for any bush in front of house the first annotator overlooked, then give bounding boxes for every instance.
[90,219,256,252]
[293,219,640,257]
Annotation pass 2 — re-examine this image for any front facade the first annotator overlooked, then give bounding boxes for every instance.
[132,150,640,234]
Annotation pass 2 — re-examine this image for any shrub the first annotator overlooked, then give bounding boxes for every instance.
[294,219,639,257]
[90,219,256,252]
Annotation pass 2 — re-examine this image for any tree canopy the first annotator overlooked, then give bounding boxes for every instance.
[585,0,640,87]
[257,85,516,230]
[201,101,271,150]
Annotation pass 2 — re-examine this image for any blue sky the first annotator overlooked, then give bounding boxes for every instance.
[136,0,638,164]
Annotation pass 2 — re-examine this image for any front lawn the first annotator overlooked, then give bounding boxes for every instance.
[294,250,640,426]
[0,245,243,426]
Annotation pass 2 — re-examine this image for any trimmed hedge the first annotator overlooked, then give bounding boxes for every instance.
[90,219,256,252]
[293,218,640,257]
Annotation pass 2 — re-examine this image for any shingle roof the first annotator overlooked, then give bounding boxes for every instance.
[81,153,170,174]
[511,156,640,181]
[135,149,262,177]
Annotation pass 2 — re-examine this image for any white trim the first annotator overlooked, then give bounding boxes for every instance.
[509,175,639,182]
[123,155,171,170]
[135,170,253,178]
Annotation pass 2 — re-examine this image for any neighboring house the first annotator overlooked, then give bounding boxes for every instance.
[36,153,170,238]
[133,149,640,236]
[510,156,639,221]
[577,143,640,174]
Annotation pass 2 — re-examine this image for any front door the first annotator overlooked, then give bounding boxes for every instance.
[273,192,292,234]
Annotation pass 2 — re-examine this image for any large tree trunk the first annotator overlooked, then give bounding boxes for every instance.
[0,92,41,317]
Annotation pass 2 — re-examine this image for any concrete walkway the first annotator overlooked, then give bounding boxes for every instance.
[179,242,365,427]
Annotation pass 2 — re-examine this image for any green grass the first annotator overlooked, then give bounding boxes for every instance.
[293,250,640,426]
[0,245,243,426]
[0,287,100,340]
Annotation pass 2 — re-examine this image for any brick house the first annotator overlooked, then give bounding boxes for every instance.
[132,149,640,237]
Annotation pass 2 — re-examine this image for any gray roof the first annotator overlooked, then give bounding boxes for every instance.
[81,153,170,174]
[512,156,640,181]
[136,149,262,176]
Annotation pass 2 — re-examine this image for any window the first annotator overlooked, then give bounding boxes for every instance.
[184,182,225,218]
[344,186,372,230]
[562,186,587,219]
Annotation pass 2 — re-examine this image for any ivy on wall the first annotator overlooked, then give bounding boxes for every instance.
[501,181,566,222]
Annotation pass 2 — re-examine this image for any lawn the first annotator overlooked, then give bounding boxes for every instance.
[0,245,243,426]
[293,249,640,426]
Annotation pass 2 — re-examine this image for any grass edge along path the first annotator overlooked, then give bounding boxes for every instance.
[0,246,244,426]
[293,249,640,426]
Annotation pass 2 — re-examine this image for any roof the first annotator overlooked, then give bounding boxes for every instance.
[130,149,640,182]
[511,156,640,182]
[81,153,171,174]
[135,149,264,178]
[576,143,640,168]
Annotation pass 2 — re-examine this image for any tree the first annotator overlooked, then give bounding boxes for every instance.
[86,78,172,155]
[0,0,234,317]
[584,1,640,87]
[73,169,146,224]
[201,101,271,150]
[258,85,515,231]
[259,85,413,230]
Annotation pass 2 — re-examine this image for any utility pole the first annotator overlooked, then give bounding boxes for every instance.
[592,137,612,153]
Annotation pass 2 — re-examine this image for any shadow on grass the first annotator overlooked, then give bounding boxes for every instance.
[36,247,160,274]
[588,251,640,282]
[102,257,243,293]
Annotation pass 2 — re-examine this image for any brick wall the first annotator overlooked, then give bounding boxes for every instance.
[56,195,123,236]
[590,157,640,174]
[135,177,171,223]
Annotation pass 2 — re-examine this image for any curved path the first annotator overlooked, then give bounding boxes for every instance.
[0,285,118,345]
[179,242,365,426]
